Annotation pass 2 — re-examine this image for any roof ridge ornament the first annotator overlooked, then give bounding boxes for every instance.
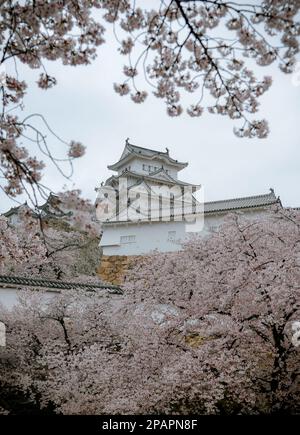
[107,144,188,171]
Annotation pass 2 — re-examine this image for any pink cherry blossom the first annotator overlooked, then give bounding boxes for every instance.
[0,208,299,414]
[68,141,86,159]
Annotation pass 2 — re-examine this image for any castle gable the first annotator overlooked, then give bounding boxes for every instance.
[108,140,188,174]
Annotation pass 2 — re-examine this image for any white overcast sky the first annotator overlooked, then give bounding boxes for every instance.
[1,25,299,213]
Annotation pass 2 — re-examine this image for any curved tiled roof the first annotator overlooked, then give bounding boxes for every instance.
[101,190,280,225]
[3,203,33,218]
[204,190,279,214]
[0,275,122,294]
[2,194,72,221]
[127,143,187,165]
[108,143,188,171]
[105,168,197,188]
[147,167,192,184]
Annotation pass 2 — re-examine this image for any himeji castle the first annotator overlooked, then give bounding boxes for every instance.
[95,140,280,284]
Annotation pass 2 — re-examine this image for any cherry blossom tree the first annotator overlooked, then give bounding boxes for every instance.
[0,1,299,203]
[0,189,102,279]
[1,208,299,414]
[109,0,299,138]
[0,0,102,199]
[0,208,48,276]
[39,189,101,278]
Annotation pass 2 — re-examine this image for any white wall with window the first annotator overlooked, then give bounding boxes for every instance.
[119,158,178,179]
[120,235,136,244]
[167,230,177,242]
[100,208,270,256]
[101,220,187,256]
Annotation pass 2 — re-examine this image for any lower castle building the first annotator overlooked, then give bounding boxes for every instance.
[95,141,280,284]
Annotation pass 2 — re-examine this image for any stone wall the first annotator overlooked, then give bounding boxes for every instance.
[97,255,142,285]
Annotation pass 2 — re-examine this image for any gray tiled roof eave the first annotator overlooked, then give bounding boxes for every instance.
[108,145,188,170]
[128,144,188,167]
[0,275,122,294]
[101,191,279,225]
[204,202,277,214]
[105,170,195,187]
[204,191,279,213]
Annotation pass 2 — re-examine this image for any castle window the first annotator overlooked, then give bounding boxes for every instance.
[120,235,136,244]
[170,194,175,220]
[167,231,176,242]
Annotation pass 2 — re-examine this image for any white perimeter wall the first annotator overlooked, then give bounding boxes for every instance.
[0,288,19,309]
[101,220,187,256]
[0,287,57,310]
[101,208,269,256]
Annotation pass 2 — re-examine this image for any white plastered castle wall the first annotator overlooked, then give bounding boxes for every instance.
[118,158,178,179]
[98,143,278,258]
[100,207,270,256]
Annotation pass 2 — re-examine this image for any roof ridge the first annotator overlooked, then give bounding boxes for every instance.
[128,178,152,191]
[0,275,122,293]
[120,170,193,185]
[148,167,174,179]
[205,191,276,205]
[108,144,188,170]
[3,202,29,215]
[127,143,167,155]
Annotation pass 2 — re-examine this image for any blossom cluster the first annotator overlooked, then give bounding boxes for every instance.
[0,208,299,414]
[0,0,105,197]
[104,0,299,137]
[0,190,101,279]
